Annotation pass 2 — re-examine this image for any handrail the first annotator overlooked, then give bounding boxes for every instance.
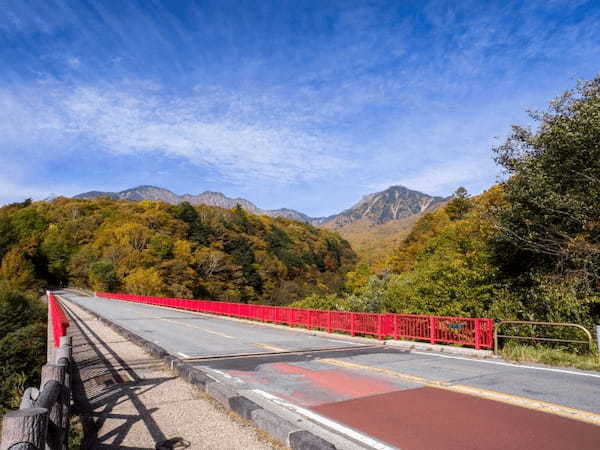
[493,320,594,354]
[1,294,73,450]
[48,292,69,348]
[96,292,495,350]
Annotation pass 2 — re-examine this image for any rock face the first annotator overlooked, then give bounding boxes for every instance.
[321,185,447,228]
[74,184,447,226]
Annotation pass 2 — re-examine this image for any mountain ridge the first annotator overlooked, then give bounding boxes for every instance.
[73,184,448,227]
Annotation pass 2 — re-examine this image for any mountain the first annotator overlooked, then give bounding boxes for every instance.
[74,185,311,221]
[73,184,447,230]
[319,186,448,264]
[321,185,447,228]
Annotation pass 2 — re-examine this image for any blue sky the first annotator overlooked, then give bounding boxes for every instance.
[1,0,599,216]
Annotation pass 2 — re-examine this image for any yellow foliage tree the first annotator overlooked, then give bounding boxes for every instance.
[0,247,36,290]
[124,267,165,296]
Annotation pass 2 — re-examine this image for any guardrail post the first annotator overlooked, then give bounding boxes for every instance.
[1,408,48,450]
[351,313,355,336]
[327,311,332,333]
[394,315,399,340]
[377,315,383,340]
[430,317,436,345]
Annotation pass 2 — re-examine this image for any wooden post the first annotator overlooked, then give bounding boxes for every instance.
[58,336,72,445]
[0,408,48,450]
[40,366,65,450]
[19,388,39,410]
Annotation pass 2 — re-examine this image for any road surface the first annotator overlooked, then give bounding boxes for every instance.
[59,291,600,450]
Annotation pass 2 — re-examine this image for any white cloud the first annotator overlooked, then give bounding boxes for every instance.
[381,159,497,196]
[67,57,81,68]
[0,83,355,185]
[59,86,353,183]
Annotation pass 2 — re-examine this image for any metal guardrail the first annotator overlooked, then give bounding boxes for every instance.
[494,320,594,354]
[97,292,495,349]
[0,294,72,450]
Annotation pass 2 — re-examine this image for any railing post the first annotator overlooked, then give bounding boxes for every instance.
[377,315,383,340]
[327,311,332,333]
[430,316,437,345]
[57,337,72,443]
[475,319,482,350]
[39,365,66,450]
[394,315,399,340]
[1,408,49,450]
[351,313,355,336]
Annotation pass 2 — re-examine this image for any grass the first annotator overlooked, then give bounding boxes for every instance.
[500,342,600,372]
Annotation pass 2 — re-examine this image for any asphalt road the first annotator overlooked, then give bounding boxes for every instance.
[60,292,600,450]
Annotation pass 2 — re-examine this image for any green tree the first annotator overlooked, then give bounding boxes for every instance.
[0,287,45,339]
[0,323,47,415]
[88,260,118,291]
[492,76,600,313]
[446,187,473,220]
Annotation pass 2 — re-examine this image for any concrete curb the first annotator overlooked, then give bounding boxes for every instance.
[59,295,341,450]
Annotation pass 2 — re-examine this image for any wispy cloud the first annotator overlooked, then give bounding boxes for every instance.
[1,82,355,184]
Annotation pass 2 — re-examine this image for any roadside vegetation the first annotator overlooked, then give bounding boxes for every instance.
[500,342,600,372]
[0,285,47,415]
[292,76,600,358]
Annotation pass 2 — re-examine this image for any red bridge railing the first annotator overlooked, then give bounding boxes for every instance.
[48,291,69,348]
[95,292,494,349]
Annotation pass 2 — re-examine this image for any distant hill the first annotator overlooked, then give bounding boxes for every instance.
[74,185,313,222]
[0,196,355,305]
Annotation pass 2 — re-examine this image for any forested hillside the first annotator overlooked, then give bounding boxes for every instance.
[0,198,355,304]
[294,76,600,331]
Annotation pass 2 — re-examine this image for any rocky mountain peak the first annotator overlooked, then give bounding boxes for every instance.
[324,185,447,228]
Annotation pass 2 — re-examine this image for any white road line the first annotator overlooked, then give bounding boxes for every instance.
[411,350,600,379]
[326,339,364,346]
[252,389,396,450]
[177,352,190,358]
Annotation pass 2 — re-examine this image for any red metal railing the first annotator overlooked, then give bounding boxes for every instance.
[95,292,494,349]
[48,292,69,348]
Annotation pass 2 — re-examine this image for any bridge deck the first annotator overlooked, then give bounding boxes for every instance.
[62,292,600,449]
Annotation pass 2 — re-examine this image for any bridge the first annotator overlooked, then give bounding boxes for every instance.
[16,290,600,449]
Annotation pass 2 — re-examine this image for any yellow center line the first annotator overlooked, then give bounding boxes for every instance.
[252,343,288,352]
[318,358,600,426]
[117,304,235,339]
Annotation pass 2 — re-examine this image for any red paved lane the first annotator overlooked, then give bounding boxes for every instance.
[312,387,600,450]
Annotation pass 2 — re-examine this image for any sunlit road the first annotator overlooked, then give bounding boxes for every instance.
[60,291,600,450]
